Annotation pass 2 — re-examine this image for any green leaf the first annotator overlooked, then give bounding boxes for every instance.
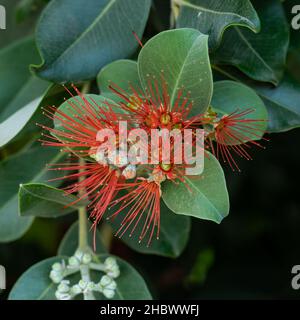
[108,201,191,258]
[213,66,300,132]
[58,221,107,256]
[211,80,268,142]
[176,0,260,50]
[138,28,213,115]
[33,0,151,82]
[162,153,229,223]
[0,147,63,243]
[0,37,50,147]
[9,256,66,300]
[19,183,86,218]
[97,60,140,98]
[212,0,289,85]
[9,255,152,300]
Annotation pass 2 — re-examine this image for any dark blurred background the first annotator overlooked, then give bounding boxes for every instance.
[1,0,300,300]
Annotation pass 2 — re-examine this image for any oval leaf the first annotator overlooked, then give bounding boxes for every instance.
[33,0,151,82]
[97,59,141,98]
[19,183,86,218]
[211,80,268,142]
[213,66,300,132]
[0,147,63,242]
[176,0,260,50]
[138,28,213,115]
[212,0,289,85]
[162,153,229,223]
[0,37,50,147]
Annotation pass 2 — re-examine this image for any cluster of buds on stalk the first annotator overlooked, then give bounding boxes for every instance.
[50,250,120,300]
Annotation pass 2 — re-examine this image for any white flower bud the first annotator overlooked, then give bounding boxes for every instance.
[107,268,120,279]
[68,256,80,267]
[122,164,136,180]
[82,253,92,264]
[74,250,84,261]
[57,280,70,293]
[100,275,111,287]
[50,270,63,283]
[103,288,115,299]
[71,284,82,295]
[79,280,88,290]
[52,262,62,271]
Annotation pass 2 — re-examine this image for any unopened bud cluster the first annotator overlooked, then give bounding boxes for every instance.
[50,250,120,300]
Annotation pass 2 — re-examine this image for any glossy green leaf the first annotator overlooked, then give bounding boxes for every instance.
[162,153,229,223]
[212,0,289,85]
[0,37,50,147]
[9,255,152,300]
[213,66,300,132]
[9,256,66,300]
[0,147,63,242]
[58,221,107,256]
[33,0,151,82]
[19,183,86,218]
[108,201,191,258]
[211,80,268,142]
[176,0,260,50]
[138,28,213,115]
[97,59,140,98]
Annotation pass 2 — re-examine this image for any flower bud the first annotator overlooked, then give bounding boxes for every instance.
[50,270,63,283]
[57,280,70,293]
[71,284,82,295]
[82,253,92,265]
[122,164,136,180]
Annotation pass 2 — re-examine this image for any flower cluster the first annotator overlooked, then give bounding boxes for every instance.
[42,78,266,246]
[50,250,120,300]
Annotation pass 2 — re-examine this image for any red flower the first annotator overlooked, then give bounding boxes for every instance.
[204,108,267,171]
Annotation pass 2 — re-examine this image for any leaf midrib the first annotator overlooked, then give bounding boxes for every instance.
[234,27,276,80]
[0,151,63,213]
[176,0,256,26]
[42,0,117,69]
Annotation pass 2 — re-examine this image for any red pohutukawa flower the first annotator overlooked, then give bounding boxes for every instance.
[41,77,266,246]
[198,108,267,172]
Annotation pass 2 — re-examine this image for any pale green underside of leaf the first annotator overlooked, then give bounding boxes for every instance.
[176,0,261,50]
[0,37,50,147]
